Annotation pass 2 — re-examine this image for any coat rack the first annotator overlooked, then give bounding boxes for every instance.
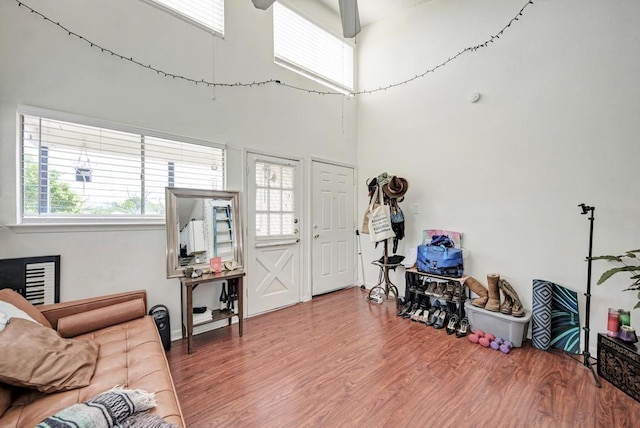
[365,174,408,306]
[367,239,400,304]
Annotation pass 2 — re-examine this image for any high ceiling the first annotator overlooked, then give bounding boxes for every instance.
[317,0,432,27]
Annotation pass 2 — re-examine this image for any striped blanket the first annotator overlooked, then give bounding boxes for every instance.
[37,387,176,428]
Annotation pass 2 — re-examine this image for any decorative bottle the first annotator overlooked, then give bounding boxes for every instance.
[219,283,228,311]
[231,282,239,314]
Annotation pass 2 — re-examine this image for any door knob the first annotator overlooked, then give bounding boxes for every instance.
[314,234,320,238]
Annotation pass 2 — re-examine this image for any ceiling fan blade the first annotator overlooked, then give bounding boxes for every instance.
[338,0,361,38]
[251,0,276,10]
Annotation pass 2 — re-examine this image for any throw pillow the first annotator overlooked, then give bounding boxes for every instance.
[0,289,52,328]
[0,318,99,393]
[0,301,38,332]
[37,387,159,428]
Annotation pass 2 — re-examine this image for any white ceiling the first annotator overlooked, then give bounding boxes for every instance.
[318,0,432,27]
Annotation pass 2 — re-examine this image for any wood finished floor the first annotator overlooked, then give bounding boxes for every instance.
[167,287,639,427]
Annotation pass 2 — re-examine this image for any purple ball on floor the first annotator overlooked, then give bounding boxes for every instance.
[490,341,500,350]
[499,344,512,354]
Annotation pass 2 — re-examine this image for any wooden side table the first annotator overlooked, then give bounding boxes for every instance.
[180,270,245,354]
[597,333,640,402]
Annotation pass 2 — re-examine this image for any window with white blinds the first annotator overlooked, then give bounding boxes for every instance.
[273,3,354,93]
[144,0,224,36]
[255,161,295,237]
[20,114,225,221]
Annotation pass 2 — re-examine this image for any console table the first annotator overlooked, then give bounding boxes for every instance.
[180,270,245,354]
[597,333,640,402]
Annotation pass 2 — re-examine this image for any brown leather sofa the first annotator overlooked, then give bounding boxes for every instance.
[0,290,185,427]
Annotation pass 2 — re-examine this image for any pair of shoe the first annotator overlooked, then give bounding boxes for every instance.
[411,305,428,322]
[402,302,419,319]
[410,296,429,321]
[426,307,448,329]
[429,282,446,298]
[443,283,456,300]
[445,314,460,334]
[433,309,448,329]
[396,301,412,317]
[443,314,469,337]
[424,281,437,296]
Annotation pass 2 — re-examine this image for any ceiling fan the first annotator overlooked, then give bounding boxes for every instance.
[251,0,361,38]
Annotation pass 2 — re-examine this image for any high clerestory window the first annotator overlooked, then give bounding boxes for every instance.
[18,109,225,223]
[143,0,225,36]
[273,3,354,93]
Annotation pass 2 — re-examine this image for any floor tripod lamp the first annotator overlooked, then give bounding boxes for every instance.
[574,203,601,387]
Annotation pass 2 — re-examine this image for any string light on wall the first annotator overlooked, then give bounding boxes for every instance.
[15,0,534,97]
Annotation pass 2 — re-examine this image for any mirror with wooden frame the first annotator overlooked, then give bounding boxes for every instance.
[165,187,243,278]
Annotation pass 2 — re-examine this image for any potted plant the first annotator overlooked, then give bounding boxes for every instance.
[593,249,640,309]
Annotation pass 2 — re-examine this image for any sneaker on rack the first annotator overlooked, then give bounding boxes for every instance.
[452,283,463,302]
[444,282,455,300]
[425,281,438,296]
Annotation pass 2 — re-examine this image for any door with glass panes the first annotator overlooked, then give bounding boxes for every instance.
[246,153,301,316]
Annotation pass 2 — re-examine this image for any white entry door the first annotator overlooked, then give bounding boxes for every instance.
[311,161,355,296]
[247,153,302,316]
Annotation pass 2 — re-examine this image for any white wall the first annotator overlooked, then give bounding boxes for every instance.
[357,0,640,355]
[0,0,356,339]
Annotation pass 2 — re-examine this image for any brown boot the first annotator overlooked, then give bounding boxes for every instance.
[464,277,488,308]
[499,279,525,317]
[485,273,501,312]
[500,293,513,315]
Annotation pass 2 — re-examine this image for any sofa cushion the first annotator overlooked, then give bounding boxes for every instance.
[56,298,146,338]
[0,289,52,329]
[0,318,99,393]
[0,383,11,417]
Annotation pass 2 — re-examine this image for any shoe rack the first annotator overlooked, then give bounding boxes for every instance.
[400,269,471,334]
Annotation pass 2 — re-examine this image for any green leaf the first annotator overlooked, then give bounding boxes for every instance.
[626,252,637,258]
[592,255,623,262]
[635,301,640,310]
[627,249,640,253]
[597,266,640,284]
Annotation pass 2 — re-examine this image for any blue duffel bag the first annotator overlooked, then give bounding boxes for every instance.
[417,236,463,277]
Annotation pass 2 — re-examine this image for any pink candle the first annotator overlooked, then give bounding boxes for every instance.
[607,308,619,338]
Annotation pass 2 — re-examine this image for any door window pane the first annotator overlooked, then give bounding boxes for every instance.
[255,161,295,237]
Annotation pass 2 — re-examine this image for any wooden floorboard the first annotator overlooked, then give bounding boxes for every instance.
[167,287,639,427]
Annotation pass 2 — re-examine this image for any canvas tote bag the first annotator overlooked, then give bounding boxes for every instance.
[367,187,396,243]
[361,187,379,234]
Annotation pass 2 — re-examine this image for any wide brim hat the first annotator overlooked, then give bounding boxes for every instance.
[383,176,409,198]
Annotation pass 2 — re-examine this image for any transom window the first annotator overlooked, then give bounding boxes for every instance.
[273,3,354,93]
[143,0,225,36]
[19,112,225,222]
[255,161,295,237]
